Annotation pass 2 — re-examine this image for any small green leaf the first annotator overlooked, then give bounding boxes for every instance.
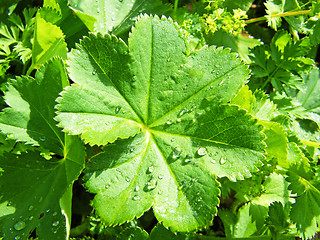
[150,223,192,240]
[30,15,67,73]
[0,58,68,154]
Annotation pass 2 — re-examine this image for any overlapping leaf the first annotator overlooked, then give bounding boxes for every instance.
[0,58,85,239]
[56,15,265,231]
[68,0,171,35]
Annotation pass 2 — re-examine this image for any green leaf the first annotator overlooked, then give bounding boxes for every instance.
[0,57,85,239]
[266,201,290,234]
[223,173,290,238]
[0,58,68,154]
[150,223,192,240]
[68,0,171,35]
[56,15,265,232]
[118,226,149,240]
[0,136,85,239]
[297,68,320,115]
[287,166,320,238]
[29,15,67,73]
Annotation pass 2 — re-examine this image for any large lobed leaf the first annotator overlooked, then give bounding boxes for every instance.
[56,15,265,232]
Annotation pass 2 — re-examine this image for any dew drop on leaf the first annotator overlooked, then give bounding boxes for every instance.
[158,175,164,180]
[92,70,96,75]
[115,106,121,114]
[14,221,26,231]
[220,156,227,165]
[39,136,46,142]
[14,236,20,240]
[52,212,57,216]
[172,147,182,159]
[145,179,157,191]
[28,205,33,211]
[28,216,33,221]
[147,166,154,173]
[133,195,140,201]
[197,147,207,156]
[105,184,110,189]
[184,154,192,163]
[179,108,187,117]
[125,177,130,182]
[52,221,59,227]
[134,186,139,192]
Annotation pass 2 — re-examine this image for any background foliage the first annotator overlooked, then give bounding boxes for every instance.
[0,0,319,239]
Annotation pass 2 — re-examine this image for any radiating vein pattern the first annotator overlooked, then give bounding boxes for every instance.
[56,15,266,232]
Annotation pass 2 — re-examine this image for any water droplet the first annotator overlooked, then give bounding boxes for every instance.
[158,190,162,195]
[172,147,182,159]
[7,201,12,206]
[166,120,173,125]
[129,147,135,152]
[132,196,139,201]
[14,236,20,240]
[220,156,227,165]
[184,154,192,163]
[115,106,121,114]
[14,221,26,231]
[167,58,171,62]
[97,7,100,13]
[105,184,110,189]
[39,136,46,142]
[28,205,33,211]
[52,221,59,227]
[179,109,187,117]
[92,70,96,75]
[46,209,50,213]
[125,177,130,182]
[170,138,175,142]
[158,175,164,179]
[211,159,216,164]
[28,216,33,221]
[147,166,154,173]
[134,186,140,192]
[197,147,207,156]
[145,179,157,191]
[52,212,57,216]
[176,118,181,123]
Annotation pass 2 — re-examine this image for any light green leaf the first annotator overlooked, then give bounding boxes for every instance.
[261,121,288,161]
[0,135,85,240]
[29,15,67,73]
[287,159,320,239]
[68,0,171,35]
[56,15,265,232]
[225,173,290,238]
[0,58,68,154]
[297,68,320,115]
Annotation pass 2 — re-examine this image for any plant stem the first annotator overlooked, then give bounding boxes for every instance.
[245,10,310,24]
[174,0,179,19]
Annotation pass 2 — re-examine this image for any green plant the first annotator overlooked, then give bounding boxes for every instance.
[0,0,319,239]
